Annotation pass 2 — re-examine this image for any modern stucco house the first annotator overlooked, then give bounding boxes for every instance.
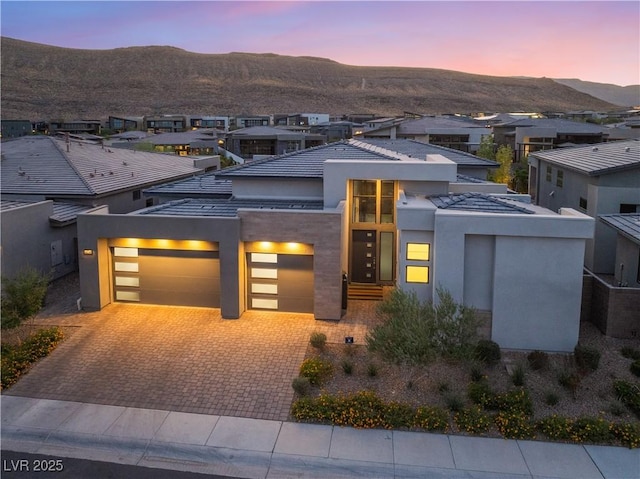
[0,135,206,280]
[77,139,594,352]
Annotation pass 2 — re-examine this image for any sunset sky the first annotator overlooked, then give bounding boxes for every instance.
[2,1,639,86]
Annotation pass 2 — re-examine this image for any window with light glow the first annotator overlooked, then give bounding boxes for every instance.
[406,266,429,283]
[406,243,430,261]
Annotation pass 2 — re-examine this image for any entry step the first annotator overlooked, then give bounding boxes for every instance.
[347,284,384,300]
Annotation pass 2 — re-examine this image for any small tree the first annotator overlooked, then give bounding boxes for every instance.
[1,267,50,329]
[490,145,514,186]
[476,134,496,160]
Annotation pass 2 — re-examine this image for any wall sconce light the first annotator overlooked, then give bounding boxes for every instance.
[82,249,94,256]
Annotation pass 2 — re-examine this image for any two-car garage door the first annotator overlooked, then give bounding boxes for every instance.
[112,247,220,308]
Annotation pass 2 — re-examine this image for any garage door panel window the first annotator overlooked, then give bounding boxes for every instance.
[115,262,139,273]
[251,283,278,295]
[252,298,278,309]
[115,276,140,287]
[116,291,140,301]
[251,268,278,279]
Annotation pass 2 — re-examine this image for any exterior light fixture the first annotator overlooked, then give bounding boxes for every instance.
[82,249,94,256]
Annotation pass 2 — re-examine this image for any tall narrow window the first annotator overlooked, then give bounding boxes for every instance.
[545,165,552,182]
[379,232,394,281]
[556,170,564,188]
[352,180,377,223]
[380,180,395,224]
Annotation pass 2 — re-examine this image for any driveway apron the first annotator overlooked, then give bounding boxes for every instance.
[4,301,379,421]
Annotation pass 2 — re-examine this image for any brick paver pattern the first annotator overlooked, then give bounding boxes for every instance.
[5,300,382,422]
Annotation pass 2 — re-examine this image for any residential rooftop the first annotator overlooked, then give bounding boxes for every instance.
[494,118,607,134]
[429,192,535,214]
[530,139,640,176]
[359,138,499,168]
[1,136,202,196]
[143,173,232,198]
[599,213,640,244]
[134,198,324,217]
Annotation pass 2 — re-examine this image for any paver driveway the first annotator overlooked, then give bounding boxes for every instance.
[4,300,380,421]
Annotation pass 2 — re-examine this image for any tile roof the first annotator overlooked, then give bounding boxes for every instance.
[494,118,607,134]
[139,130,218,145]
[359,139,499,168]
[50,202,94,225]
[143,173,232,197]
[0,199,37,212]
[530,140,640,175]
[216,140,407,179]
[430,192,534,214]
[395,116,485,135]
[599,214,640,244]
[1,136,203,197]
[135,198,324,217]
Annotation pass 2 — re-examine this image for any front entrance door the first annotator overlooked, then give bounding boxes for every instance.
[351,230,376,283]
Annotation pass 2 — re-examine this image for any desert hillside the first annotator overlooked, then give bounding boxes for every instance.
[1,37,617,120]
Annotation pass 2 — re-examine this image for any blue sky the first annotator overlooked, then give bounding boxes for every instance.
[2,1,639,86]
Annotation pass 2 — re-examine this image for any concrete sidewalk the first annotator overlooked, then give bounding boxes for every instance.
[2,396,638,479]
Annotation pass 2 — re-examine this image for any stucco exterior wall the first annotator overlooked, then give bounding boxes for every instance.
[586,271,640,338]
[1,201,79,281]
[613,235,640,287]
[231,178,323,200]
[238,207,344,320]
[433,209,593,352]
[77,209,242,317]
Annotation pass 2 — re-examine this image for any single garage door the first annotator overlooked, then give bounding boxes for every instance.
[113,247,220,307]
[247,252,313,313]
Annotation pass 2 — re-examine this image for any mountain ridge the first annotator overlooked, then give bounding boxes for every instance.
[0,37,622,120]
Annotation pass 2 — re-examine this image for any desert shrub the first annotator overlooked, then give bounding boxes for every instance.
[492,388,534,416]
[609,401,626,417]
[341,360,354,375]
[1,327,64,390]
[495,411,535,439]
[299,358,334,386]
[384,401,415,429]
[558,369,581,398]
[611,422,640,449]
[467,380,494,407]
[291,376,311,396]
[614,380,640,418]
[444,393,465,412]
[571,417,611,443]
[545,391,560,406]
[511,364,526,387]
[630,360,640,378]
[366,287,478,365]
[469,364,486,382]
[620,347,640,361]
[474,339,501,365]
[309,332,327,349]
[437,381,449,394]
[537,415,574,441]
[454,406,492,434]
[574,344,601,372]
[413,406,449,431]
[1,268,50,330]
[367,363,379,377]
[527,350,549,371]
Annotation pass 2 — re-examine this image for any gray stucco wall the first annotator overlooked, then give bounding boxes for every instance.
[77,209,242,317]
[1,201,79,281]
[238,208,344,320]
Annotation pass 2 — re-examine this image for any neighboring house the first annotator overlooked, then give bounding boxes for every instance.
[361,116,491,154]
[492,118,608,162]
[1,120,32,139]
[583,214,640,339]
[143,114,188,133]
[233,115,271,129]
[358,138,499,180]
[274,113,330,127]
[143,172,232,203]
[223,126,326,161]
[47,119,102,136]
[1,200,96,280]
[189,116,230,131]
[77,139,593,352]
[1,136,205,213]
[528,140,640,275]
[310,121,356,142]
[107,116,143,133]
